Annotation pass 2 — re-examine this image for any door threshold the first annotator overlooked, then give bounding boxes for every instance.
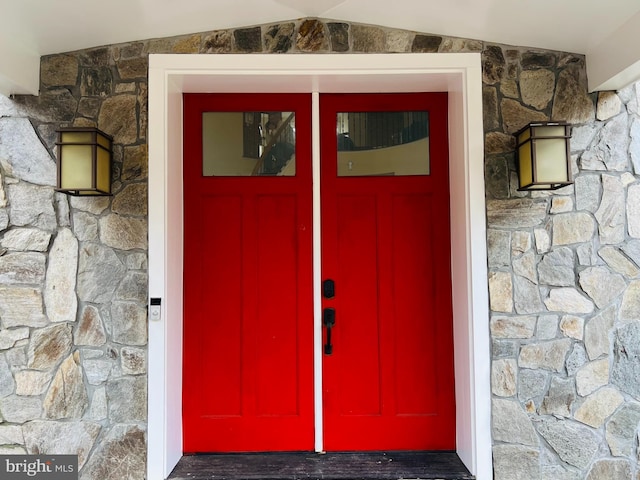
[167,451,474,480]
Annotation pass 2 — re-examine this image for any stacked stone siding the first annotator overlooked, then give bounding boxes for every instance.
[0,17,639,480]
[486,56,640,477]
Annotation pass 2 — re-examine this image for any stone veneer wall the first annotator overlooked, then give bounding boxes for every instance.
[0,17,639,480]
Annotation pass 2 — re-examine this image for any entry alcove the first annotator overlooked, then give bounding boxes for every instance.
[147,53,491,480]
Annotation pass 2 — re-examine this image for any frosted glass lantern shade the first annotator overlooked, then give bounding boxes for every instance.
[56,128,113,196]
[515,122,572,191]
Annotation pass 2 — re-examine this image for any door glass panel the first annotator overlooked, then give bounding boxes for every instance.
[336,111,429,176]
[203,111,296,176]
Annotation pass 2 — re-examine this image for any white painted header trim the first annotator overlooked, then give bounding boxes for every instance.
[149,53,480,93]
[149,52,481,69]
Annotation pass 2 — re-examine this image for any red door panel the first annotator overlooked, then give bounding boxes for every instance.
[335,194,381,416]
[183,94,313,452]
[255,194,302,417]
[320,93,455,451]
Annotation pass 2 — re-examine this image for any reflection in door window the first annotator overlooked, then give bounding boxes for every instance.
[336,111,430,176]
[202,111,296,176]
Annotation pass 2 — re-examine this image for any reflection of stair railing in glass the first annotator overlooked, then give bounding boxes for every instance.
[252,112,296,176]
[336,111,430,176]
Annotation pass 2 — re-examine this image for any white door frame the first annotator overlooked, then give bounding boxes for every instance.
[147,53,491,480]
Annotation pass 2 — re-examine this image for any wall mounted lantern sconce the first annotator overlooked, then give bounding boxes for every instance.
[55,127,113,196]
[515,121,572,191]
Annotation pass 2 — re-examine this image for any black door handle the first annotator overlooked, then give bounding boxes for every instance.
[323,279,335,299]
[323,308,335,355]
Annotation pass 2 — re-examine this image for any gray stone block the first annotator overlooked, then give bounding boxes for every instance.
[611,322,640,400]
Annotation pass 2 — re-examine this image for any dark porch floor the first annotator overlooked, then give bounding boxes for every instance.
[167,451,475,480]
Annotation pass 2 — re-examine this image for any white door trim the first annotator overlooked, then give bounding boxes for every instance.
[147,53,491,480]
[311,91,323,452]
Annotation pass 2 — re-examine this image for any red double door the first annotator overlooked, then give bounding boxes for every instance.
[183,92,455,453]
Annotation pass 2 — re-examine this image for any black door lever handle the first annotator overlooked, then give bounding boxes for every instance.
[323,308,335,355]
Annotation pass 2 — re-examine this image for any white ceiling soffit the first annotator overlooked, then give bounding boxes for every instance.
[1,0,640,96]
[586,10,640,92]
[273,0,347,17]
[0,39,39,96]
